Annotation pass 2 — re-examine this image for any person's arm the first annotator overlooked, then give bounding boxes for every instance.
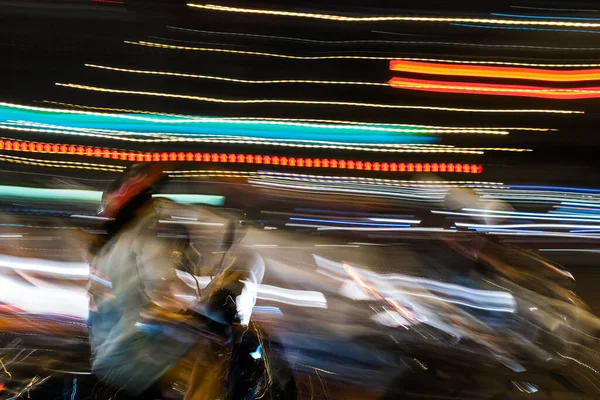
[197,246,265,325]
[133,234,198,313]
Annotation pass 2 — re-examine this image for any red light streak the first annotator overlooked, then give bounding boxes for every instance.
[0,139,481,174]
[388,77,600,99]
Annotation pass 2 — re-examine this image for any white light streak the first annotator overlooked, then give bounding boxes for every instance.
[369,218,421,224]
[457,222,600,229]
[0,276,89,319]
[0,254,88,278]
[432,210,600,223]
[188,3,600,28]
[539,248,600,253]
[158,219,224,226]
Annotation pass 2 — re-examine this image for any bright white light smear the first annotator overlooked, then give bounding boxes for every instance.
[175,270,328,309]
[0,254,89,277]
[0,275,89,319]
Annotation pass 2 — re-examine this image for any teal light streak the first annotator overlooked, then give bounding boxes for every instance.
[0,185,101,203]
[156,194,224,206]
[0,185,224,206]
[0,104,437,145]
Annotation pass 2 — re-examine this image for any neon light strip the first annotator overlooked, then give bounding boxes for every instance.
[187,3,600,27]
[56,81,581,114]
[388,77,600,99]
[0,139,482,173]
[390,60,600,82]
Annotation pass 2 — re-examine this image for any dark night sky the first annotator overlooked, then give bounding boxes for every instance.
[2,0,600,187]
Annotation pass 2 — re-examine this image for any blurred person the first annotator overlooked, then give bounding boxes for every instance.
[441,188,575,297]
[87,163,265,399]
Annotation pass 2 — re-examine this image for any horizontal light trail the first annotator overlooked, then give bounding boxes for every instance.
[451,22,600,35]
[539,248,600,252]
[463,208,600,220]
[388,77,600,99]
[166,26,600,51]
[390,59,600,82]
[56,82,582,114]
[4,123,495,154]
[252,180,446,200]
[187,3,600,27]
[0,138,482,173]
[0,153,124,172]
[456,222,600,229]
[487,231,600,240]
[289,217,417,227]
[42,102,549,132]
[86,63,388,86]
[171,170,503,186]
[0,184,222,206]
[491,13,600,21]
[432,210,600,223]
[126,40,600,68]
[3,123,531,153]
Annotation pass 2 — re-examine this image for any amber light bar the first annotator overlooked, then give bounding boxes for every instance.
[0,139,482,174]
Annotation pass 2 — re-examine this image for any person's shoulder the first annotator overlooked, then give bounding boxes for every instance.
[151,198,215,220]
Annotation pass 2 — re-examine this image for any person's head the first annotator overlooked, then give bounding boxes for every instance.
[89,163,167,255]
[100,162,166,219]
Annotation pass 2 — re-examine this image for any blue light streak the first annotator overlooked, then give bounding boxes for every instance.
[451,23,600,34]
[491,13,600,21]
[468,227,545,234]
[561,201,600,208]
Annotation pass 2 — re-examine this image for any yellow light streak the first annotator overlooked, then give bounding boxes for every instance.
[55,82,582,114]
[44,101,544,132]
[86,63,387,86]
[187,3,600,28]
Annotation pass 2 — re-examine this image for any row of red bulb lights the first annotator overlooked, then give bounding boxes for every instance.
[0,139,482,174]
